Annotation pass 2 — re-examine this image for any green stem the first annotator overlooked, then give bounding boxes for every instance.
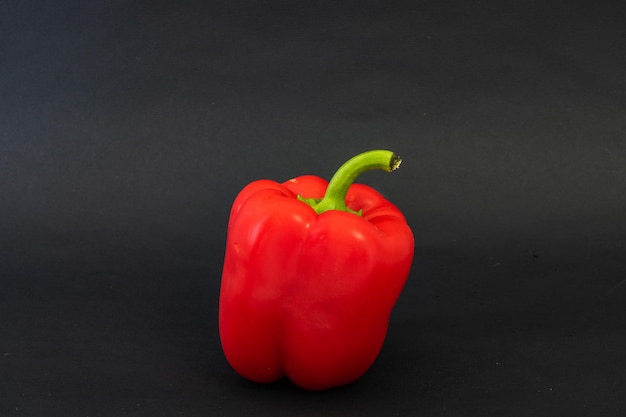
[298,150,402,215]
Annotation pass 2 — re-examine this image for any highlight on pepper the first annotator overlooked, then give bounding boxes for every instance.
[218,149,414,390]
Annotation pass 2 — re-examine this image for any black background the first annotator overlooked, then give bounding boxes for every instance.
[2,0,625,416]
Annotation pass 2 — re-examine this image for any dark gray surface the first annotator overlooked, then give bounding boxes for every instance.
[2,1,625,416]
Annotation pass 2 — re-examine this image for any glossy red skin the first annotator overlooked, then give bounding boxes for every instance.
[219,175,414,390]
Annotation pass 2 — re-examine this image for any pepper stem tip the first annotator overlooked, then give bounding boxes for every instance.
[390,154,402,171]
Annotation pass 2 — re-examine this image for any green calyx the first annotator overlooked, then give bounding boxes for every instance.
[297,149,402,216]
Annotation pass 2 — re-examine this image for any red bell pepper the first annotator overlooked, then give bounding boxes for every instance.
[219,150,414,390]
